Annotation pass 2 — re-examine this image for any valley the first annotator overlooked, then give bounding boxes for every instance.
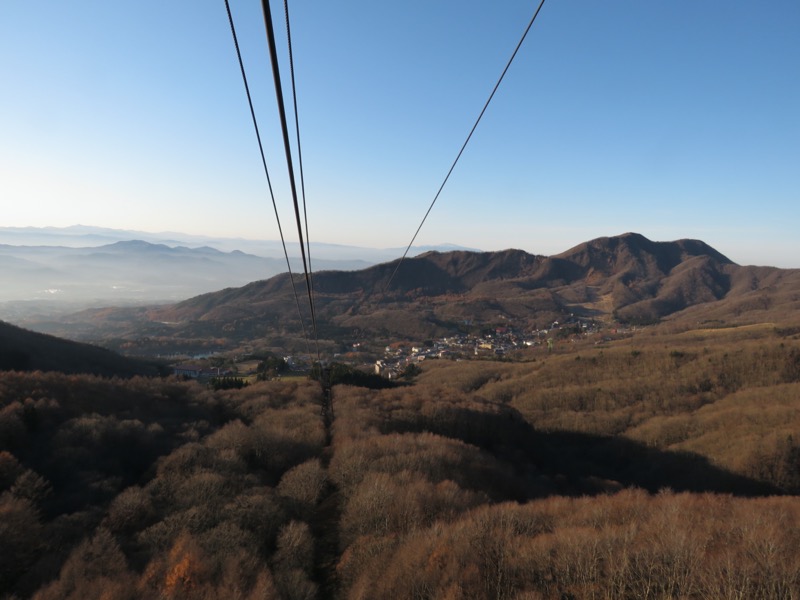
[2,232,800,598]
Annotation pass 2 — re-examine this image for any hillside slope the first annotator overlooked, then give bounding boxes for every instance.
[3,330,800,598]
[0,320,158,377]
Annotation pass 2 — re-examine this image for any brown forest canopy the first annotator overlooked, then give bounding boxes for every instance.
[2,321,800,598]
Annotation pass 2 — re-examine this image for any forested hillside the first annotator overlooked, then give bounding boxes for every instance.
[0,320,158,377]
[2,321,800,598]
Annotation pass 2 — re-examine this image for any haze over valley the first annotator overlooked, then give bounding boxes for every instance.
[0,225,473,320]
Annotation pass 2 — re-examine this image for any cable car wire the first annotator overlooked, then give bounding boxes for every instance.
[223,0,311,355]
[282,0,316,310]
[382,0,548,296]
[260,0,321,362]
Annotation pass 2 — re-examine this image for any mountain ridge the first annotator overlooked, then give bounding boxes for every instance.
[23,233,800,354]
[0,240,372,307]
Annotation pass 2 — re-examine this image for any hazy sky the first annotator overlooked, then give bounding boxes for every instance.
[2,1,799,266]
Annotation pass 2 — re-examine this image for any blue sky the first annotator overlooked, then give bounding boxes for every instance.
[2,1,798,266]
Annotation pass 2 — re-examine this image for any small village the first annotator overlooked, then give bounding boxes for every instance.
[170,313,628,383]
[372,315,612,379]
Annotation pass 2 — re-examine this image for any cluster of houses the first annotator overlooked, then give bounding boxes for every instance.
[375,317,604,379]
[171,315,613,382]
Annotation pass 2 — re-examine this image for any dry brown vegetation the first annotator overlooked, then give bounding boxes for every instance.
[339,491,800,599]
[2,323,800,599]
[0,374,324,599]
[416,325,800,494]
[325,324,800,598]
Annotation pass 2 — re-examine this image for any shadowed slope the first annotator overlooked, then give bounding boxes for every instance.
[0,320,157,377]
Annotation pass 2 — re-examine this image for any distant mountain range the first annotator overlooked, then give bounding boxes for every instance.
[0,225,478,260]
[0,239,369,305]
[0,226,477,310]
[23,233,800,354]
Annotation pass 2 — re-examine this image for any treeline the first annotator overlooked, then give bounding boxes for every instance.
[310,362,397,390]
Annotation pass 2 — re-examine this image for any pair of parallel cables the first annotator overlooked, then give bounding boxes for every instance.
[224,0,319,361]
